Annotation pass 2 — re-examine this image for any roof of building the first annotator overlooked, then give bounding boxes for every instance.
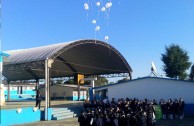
[3,39,132,81]
[94,76,194,90]
[54,84,89,89]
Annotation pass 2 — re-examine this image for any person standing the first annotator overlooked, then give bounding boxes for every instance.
[35,90,41,109]
[78,111,87,126]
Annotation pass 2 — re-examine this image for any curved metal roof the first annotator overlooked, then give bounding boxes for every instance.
[3,39,132,81]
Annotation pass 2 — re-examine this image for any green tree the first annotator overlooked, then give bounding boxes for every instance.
[117,78,129,83]
[64,79,74,84]
[94,77,108,87]
[161,44,191,79]
[83,76,108,86]
[189,64,194,81]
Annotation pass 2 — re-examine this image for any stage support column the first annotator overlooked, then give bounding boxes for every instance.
[89,88,93,101]
[129,72,132,80]
[45,59,48,121]
[44,59,53,121]
[75,74,84,101]
[35,79,39,90]
[47,67,50,108]
[91,80,95,95]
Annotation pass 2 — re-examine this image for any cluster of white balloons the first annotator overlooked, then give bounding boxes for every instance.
[84,1,113,42]
[84,1,113,11]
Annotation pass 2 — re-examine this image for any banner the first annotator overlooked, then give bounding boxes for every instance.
[153,105,162,120]
[78,74,84,84]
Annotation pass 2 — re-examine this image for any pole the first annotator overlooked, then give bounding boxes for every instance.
[35,79,39,90]
[47,59,53,108]
[91,80,95,96]
[7,82,10,100]
[77,81,80,101]
[45,59,48,121]
[47,67,50,108]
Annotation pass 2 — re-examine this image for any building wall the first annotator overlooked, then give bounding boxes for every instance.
[1,107,41,126]
[107,78,194,103]
[39,85,73,98]
[39,85,87,100]
[3,85,36,100]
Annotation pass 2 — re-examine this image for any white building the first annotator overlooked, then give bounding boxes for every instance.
[39,84,89,101]
[94,77,194,104]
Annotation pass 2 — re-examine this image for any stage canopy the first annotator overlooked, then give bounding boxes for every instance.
[3,39,132,81]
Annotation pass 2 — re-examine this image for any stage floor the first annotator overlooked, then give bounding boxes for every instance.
[1,100,83,110]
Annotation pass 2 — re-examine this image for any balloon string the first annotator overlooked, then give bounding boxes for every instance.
[86,13,89,21]
[95,31,96,44]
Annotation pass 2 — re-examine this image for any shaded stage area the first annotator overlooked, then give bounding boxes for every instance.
[1,39,133,125]
[4,39,132,81]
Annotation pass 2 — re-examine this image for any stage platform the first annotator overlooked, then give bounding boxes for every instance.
[1,100,83,110]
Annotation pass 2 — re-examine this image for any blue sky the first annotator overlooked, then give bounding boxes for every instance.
[1,0,194,81]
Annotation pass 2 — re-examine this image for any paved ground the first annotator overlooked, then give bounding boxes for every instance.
[14,117,79,126]
[14,117,194,126]
[156,117,194,126]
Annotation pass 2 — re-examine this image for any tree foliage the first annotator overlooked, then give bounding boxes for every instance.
[161,44,191,79]
[83,76,108,87]
[189,64,194,81]
[64,79,74,84]
[94,77,108,87]
[117,78,129,83]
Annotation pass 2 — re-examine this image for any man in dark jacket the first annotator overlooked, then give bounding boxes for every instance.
[35,90,41,109]
[78,111,87,126]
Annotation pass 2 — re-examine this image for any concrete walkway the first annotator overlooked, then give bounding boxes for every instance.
[14,117,79,126]
[14,117,194,126]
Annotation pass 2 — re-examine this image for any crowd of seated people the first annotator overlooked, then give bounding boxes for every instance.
[159,98,185,120]
[79,98,157,126]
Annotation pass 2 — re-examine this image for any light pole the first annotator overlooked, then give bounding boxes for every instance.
[80,77,97,101]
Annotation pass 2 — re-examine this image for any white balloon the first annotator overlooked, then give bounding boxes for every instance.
[105,36,109,41]
[84,3,87,6]
[101,7,106,12]
[109,2,112,7]
[105,3,110,8]
[107,2,112,8]
[84,3,89,10]
[92,20,96,24]
[85,6,89,10]
[95,26,100,31]
[106,2,112,8]
[96,2,101,6]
